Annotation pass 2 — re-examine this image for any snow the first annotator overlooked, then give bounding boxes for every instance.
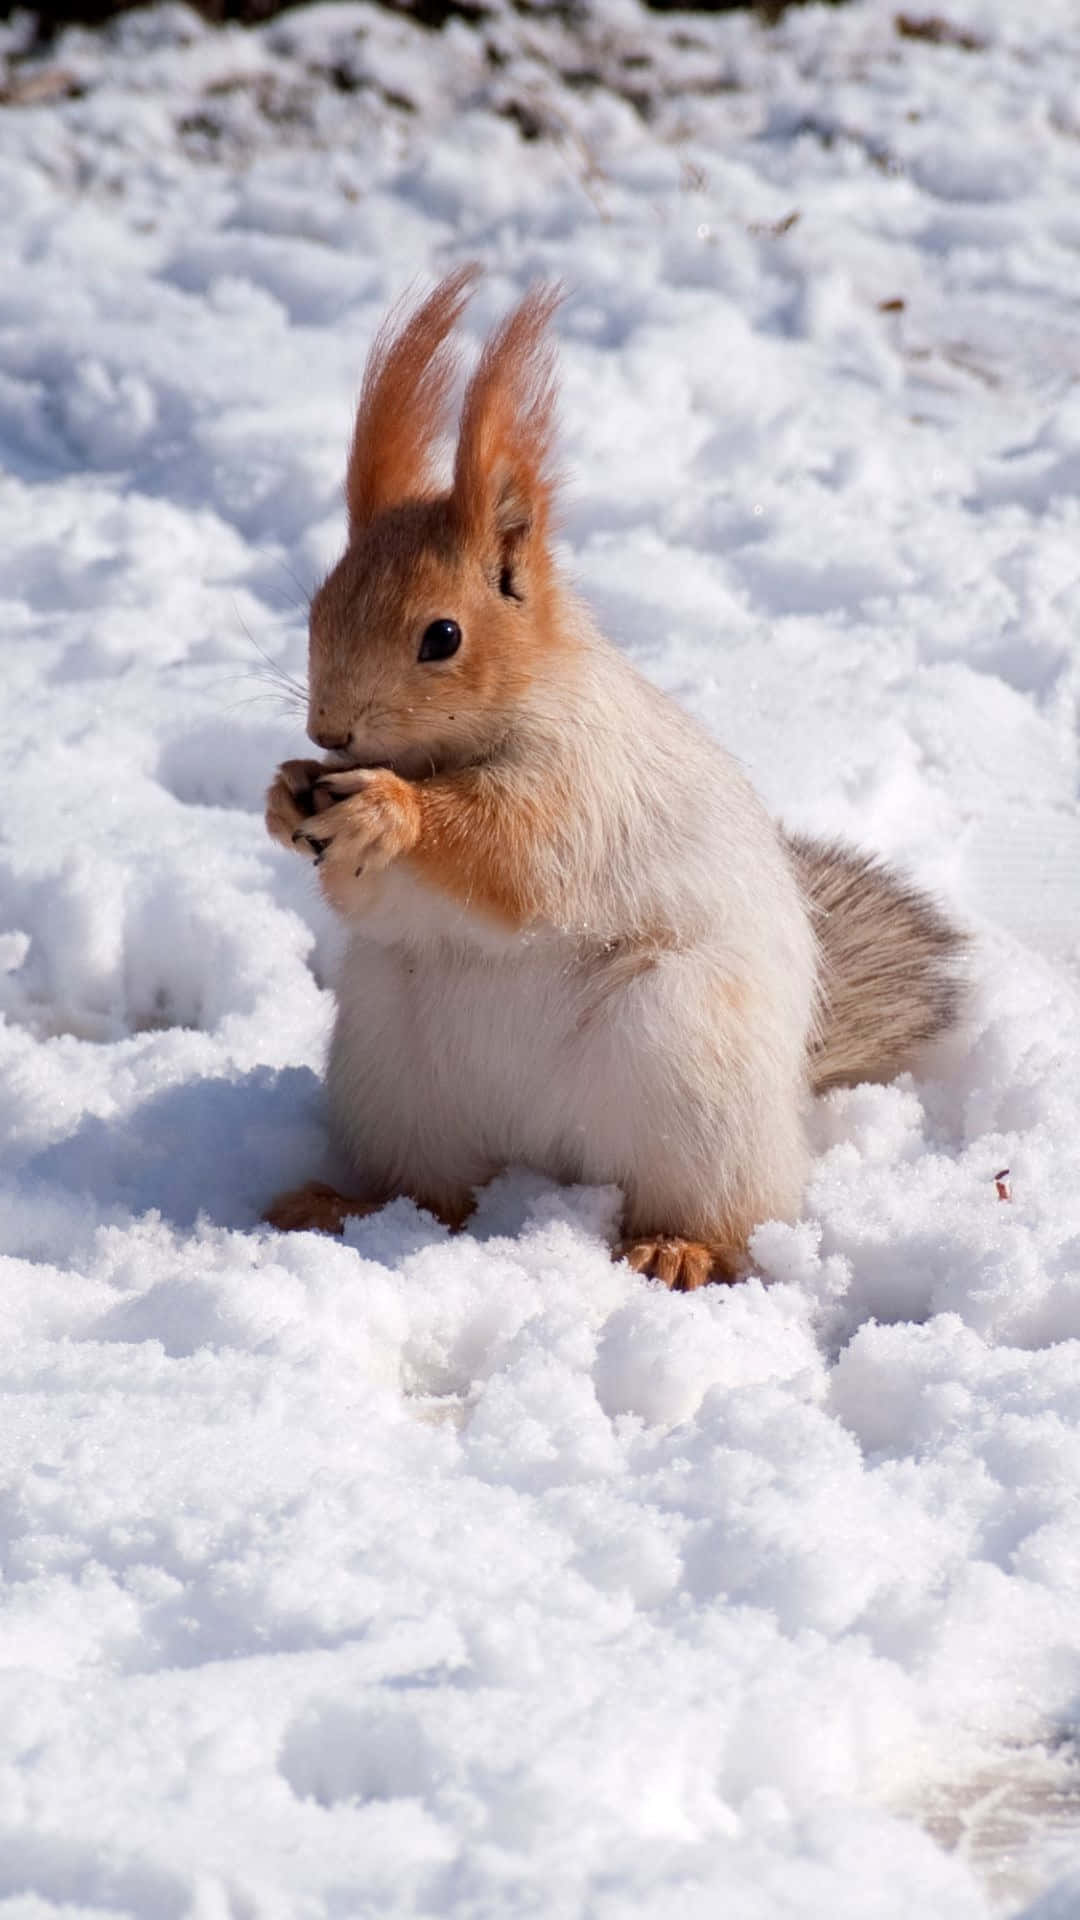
[1,0,1080,1912]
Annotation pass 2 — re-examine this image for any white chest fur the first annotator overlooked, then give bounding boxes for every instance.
[326,854,815,1243]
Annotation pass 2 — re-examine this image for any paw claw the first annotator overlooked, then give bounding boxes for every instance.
[292,829,328,864]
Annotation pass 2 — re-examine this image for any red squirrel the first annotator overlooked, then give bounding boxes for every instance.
[265,269,965,1290]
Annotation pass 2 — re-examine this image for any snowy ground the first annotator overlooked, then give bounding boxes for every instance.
[1,0,1080,1912]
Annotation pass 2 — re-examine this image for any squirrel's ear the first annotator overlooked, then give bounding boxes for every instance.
[451,284,562,595]
[346,265,478,534]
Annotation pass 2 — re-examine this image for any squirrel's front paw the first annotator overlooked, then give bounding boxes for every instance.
[265,760,331,850]
[294,767,422,903]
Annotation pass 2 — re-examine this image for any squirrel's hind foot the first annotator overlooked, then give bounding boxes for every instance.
[619,1235,747,1291]
[263,1179,377,1235]
[263,1179,475,1236]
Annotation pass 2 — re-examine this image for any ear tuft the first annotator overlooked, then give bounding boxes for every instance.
[452,283,563,583]
[346,264,478,533]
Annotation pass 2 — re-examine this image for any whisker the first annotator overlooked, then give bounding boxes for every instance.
[232,603,309,704]
[213,661,307,713]
[220,688,306,718]
[275,558,315,611]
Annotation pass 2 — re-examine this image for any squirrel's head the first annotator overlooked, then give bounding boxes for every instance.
[306,268,566,779]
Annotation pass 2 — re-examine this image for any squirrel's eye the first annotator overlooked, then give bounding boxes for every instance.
[418,618,462,663]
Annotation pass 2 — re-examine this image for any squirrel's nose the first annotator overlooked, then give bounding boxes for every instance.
[310,726,352,752]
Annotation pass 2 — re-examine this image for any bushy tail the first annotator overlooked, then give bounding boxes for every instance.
[785,835,969,1095]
